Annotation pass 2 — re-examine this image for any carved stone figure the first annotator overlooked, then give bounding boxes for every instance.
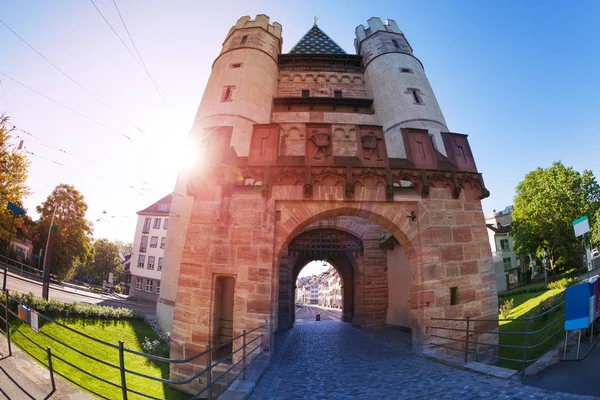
[361,131,383,160]
[310,131,331,159]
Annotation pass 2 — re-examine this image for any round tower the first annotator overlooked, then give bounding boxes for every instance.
[355,17,448,157]
[192,14,282,156]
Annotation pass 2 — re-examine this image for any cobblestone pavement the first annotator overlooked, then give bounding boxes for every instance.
[251,321,599,399]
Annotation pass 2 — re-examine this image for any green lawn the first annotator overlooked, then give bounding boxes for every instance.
[498,289,565,370]
[10,318,189,400]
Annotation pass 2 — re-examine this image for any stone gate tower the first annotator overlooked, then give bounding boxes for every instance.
[158,15,497,389]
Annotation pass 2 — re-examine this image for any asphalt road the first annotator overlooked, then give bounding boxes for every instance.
[295,304,342,322]
[2,270,156,319]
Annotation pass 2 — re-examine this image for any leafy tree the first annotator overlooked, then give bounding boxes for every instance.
[83,238,122,285]
[0,115,30,242]
[113,240,133,254]
[36,184,93,280]
[512,162,600,272]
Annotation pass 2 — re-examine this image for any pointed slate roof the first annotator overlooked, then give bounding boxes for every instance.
[289,25,346,55]
[137,193,172,215]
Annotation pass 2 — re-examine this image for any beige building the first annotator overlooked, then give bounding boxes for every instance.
[129,194,172,302]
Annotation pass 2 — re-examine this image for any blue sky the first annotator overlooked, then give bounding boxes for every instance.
[1,0,599,242]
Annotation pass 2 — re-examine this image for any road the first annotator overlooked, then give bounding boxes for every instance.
[2,270,156,319]
[295,304,342,322]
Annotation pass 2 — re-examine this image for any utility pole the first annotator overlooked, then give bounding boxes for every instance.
[3,202,25,291]
[42,204,58,300]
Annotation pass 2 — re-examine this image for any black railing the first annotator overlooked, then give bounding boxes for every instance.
[0,289,264,399]
[430,300,565,377]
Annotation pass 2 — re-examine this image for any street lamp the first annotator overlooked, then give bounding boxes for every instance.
[2,202,25,291]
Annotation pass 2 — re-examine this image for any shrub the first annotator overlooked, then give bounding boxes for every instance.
[548,277,578,290]
[499,284,546,298]
[0,292,145,321]
[142,336,170,356]
[499,298,514,319]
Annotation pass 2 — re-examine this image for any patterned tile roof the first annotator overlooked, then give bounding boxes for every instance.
[289,25,346,55]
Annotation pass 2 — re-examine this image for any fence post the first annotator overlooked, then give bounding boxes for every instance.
[5,289,11,357]
[522,316,531,378]
[242,330,247,380]
[464,316,470,362]
[118,340,128,400]
[206,344,213,400]
[46,346,56,394]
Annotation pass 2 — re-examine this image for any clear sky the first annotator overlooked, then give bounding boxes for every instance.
[1,0,599,242]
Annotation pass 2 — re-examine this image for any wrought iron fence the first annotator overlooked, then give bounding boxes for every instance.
[0,289,263,399]
[430,300,565,377]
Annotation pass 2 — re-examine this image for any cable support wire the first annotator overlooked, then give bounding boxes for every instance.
[0,71,133,141]
[89,0,168,108]
[0,18,144,135]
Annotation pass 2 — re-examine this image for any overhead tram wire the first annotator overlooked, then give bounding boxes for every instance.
[0,18,144,136]
[89,0,168,108]
[0,79,9,108]
[0,72,133,142]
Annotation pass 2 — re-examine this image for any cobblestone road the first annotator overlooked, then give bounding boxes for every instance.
[251,321,598,399]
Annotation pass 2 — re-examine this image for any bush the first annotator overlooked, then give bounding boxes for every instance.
[499,298,514,319]
[0,292,145,321]
[548,277,578,290]
[499,284,547,298]
[141,336,170,356]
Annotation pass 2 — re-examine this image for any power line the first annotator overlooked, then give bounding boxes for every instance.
[0,18,144,135]
[0,79,8,108]
[112,0,149,75]
[0,71,133,142]
[89,0,168,107]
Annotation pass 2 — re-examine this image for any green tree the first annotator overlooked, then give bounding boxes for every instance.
[512,162,600,272]
[36,184,93,279]
[113,240,133,254]
[0,115,30,242]
[84,238,122,285]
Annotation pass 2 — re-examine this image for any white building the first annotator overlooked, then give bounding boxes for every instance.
[129,194,172,302]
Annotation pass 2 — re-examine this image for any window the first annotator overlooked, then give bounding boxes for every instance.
[240,35,248,45]
[334,90,342,98]
[156,281,161,294]
[230,63,243,68]
[158,257,164,271]
[221,86,235,102]
[158,204,169,212]
[146,280,154,292]
[147,256,155,270]
[150,236,158,248]
[503,257,512,271]
[400,67,412,73]
[301,90,310,98]
[139,236,148,252]
[160,237,166,249]
[164,219,169,230]
[135,278,143,291]
[138,255,145,268]
[500,239,510,251]
[409,88,423,104]
[450,287,458,305]
[392,39,400,49]
[143,218,151,233]
[153,218,161,229]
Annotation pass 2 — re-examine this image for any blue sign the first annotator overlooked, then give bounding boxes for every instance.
[565,283,593,331]
[7,202,25,217]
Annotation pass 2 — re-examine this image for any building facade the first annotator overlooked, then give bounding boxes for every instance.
[129,194,171,302]
[157,15,496,391]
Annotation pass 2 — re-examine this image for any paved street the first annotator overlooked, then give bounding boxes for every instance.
[295,305,341,322]
[2,270,156,318]
[251,320,598,399]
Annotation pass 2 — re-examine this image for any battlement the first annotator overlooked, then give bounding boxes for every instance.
[226,14,282,40]
[355,17,402,42]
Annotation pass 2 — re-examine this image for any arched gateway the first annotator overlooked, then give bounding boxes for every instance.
[156,15,498,392]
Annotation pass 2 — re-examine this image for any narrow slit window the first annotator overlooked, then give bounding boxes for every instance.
[450,287,458,305]
[400,68,412,73]
[241,35,248,45]
[221,86,235,102]
[334,90,342,98]
[301,90,310,97]
[231,63,243,68]
[392,39,400,49]
[409,89,423,104]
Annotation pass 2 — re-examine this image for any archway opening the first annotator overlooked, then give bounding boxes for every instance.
[294,260,345,323]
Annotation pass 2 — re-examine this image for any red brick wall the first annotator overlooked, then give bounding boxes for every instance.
[277,72,367,98]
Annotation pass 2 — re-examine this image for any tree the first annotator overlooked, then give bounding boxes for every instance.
[36,184,93,280]
[83,238,122,285]
[512,162,600,272]
[0,115,30,242]
[113,240,133,254]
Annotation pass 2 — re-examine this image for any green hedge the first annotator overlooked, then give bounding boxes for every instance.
[499,284,547,298]
[0,292,145,321]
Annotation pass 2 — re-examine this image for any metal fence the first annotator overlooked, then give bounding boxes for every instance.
[0,289,263,399]
[430,300,565,377]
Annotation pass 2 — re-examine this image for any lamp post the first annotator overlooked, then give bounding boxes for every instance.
[3,202,25,291]
[41,204,58,300]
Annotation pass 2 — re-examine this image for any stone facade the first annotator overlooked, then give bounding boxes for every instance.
[158,15,497,393]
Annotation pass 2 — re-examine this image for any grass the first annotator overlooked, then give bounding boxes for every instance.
[498,289,565,370]
[9,318,189,400]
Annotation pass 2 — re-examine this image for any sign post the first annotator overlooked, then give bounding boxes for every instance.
[573,216,591,280]
[3,202,25,291]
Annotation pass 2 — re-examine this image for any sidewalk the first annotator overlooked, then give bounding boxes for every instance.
[0,337,93,399]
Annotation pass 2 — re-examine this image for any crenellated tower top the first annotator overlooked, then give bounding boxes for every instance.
[225,14,282,41]
[354,17,412,58]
